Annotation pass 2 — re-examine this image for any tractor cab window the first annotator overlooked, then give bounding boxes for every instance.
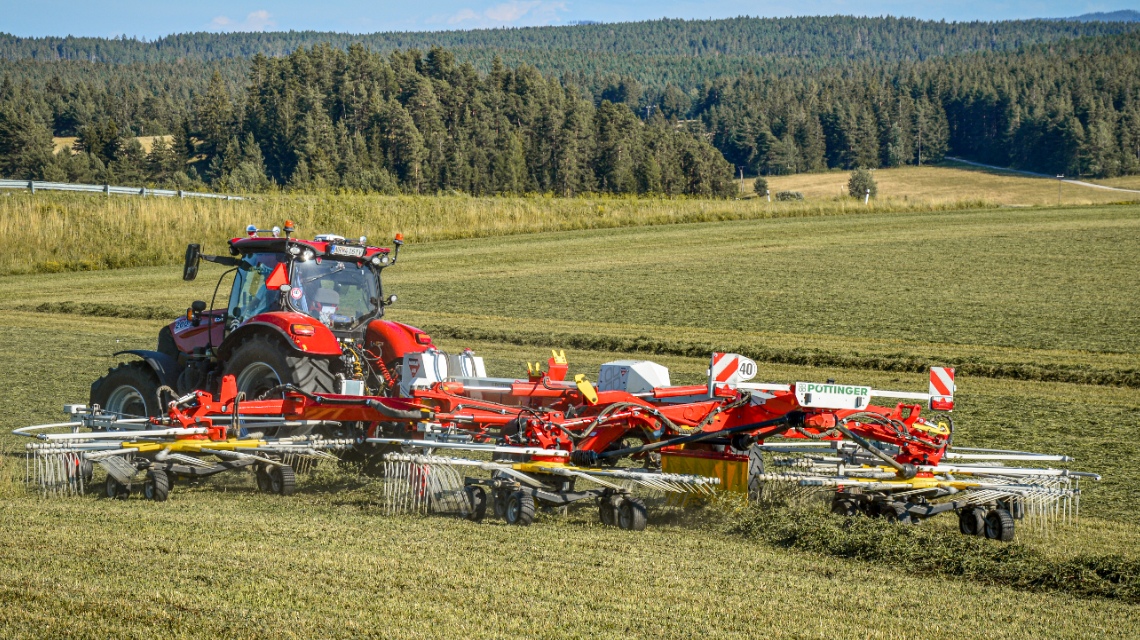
[227,253,284,330]
[288,257,380,329]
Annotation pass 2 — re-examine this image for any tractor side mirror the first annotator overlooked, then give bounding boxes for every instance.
[183,244,201,281]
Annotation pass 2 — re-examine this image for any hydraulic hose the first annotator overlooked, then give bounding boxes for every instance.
[834,422,916,479]
[258,383,432,422]
[570,412,804,467]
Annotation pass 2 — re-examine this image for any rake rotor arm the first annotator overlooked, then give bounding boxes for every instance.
[571,412,806,467]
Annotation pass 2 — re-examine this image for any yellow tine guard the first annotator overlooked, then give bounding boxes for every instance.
[551,349,567,364]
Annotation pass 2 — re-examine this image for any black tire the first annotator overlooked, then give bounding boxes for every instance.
[79,460,94,485]
[90,361,163,418]
[144,469,171,502]
[255,465,273,492]
[223,334,338,400]
[984,508,1015,542]
[105,475,130,500]
[268,465,296,496]
[863,500,883,518]
[465,486,487,522]
[959,507,986,536]
[617,496,648,531]
[504,491,535,526]
[599,494,621,526]
[881,503,910,524]
[831,497,859,517]
[493,488,509,519]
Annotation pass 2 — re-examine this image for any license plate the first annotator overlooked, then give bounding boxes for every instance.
[329,244,365,258]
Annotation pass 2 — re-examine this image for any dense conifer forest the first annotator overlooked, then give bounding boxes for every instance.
[0,16,1138,193]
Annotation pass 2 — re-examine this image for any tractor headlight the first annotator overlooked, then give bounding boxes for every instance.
[288,246,301,256]
[272,226,281,238]
[301,249,314,262]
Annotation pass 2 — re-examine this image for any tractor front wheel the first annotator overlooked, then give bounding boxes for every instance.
[90,362,163,419]
[223,334,337,417]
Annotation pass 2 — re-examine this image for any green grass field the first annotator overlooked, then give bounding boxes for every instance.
[1,202,1138,636]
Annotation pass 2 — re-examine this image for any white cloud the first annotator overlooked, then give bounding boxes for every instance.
[208,10,277,32]
[446,1,567,27]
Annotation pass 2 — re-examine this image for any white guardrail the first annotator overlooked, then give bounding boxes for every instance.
[0,179,244,200]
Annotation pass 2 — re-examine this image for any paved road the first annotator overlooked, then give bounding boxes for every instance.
[946,156,1140,194]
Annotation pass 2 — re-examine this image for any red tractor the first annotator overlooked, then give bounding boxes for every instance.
[89,221,434,436]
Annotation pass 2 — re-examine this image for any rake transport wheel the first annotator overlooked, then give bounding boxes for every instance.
[105,476,130,500]
[504,491,535,526]
[617,496,648,531]
[143,470,171,502]
[984,508,1016,542]
[881,503,911,525]
[267,465,296,496]
[90,362,163,419]
[224,335,338,401]
[465,486,488,522]
[599,493,622,526]
[255,465,273,492]
[493,488,510,520]
[959,507,986,536]
[831,496,859,517]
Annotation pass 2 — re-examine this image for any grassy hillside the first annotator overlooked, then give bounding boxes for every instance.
[754,163,1140,205]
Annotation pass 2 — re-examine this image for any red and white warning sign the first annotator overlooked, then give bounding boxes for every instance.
[929,366,955,410]
[709,352,758,386]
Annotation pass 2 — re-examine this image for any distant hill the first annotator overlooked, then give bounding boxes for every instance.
[1065,10,1140,22]
[2,15,1138,68]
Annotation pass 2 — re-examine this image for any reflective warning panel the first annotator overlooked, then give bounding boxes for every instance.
[709,352,757,385]
[795,382,871,410]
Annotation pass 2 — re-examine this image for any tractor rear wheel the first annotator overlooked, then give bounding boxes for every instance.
[224,335,337,405]
[90,362,163,418]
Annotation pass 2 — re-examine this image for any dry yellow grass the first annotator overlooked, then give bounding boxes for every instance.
[746,164,1140,206]
[1095,175,1140,190]
[50,135,172,155]
[50,137,77,155]
[0,190,987,275]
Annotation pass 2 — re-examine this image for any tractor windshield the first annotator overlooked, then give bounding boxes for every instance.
[288,257,381,329]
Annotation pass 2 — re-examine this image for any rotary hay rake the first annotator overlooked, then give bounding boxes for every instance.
[17,349,1098,539]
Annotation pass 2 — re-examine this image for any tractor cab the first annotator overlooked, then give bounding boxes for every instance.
[224,232,391,337]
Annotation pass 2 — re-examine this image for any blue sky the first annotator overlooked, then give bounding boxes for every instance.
[2,1,1136,38]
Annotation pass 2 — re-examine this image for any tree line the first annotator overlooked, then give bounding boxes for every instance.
[0,45,735,196]
[0,22,1138,191]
